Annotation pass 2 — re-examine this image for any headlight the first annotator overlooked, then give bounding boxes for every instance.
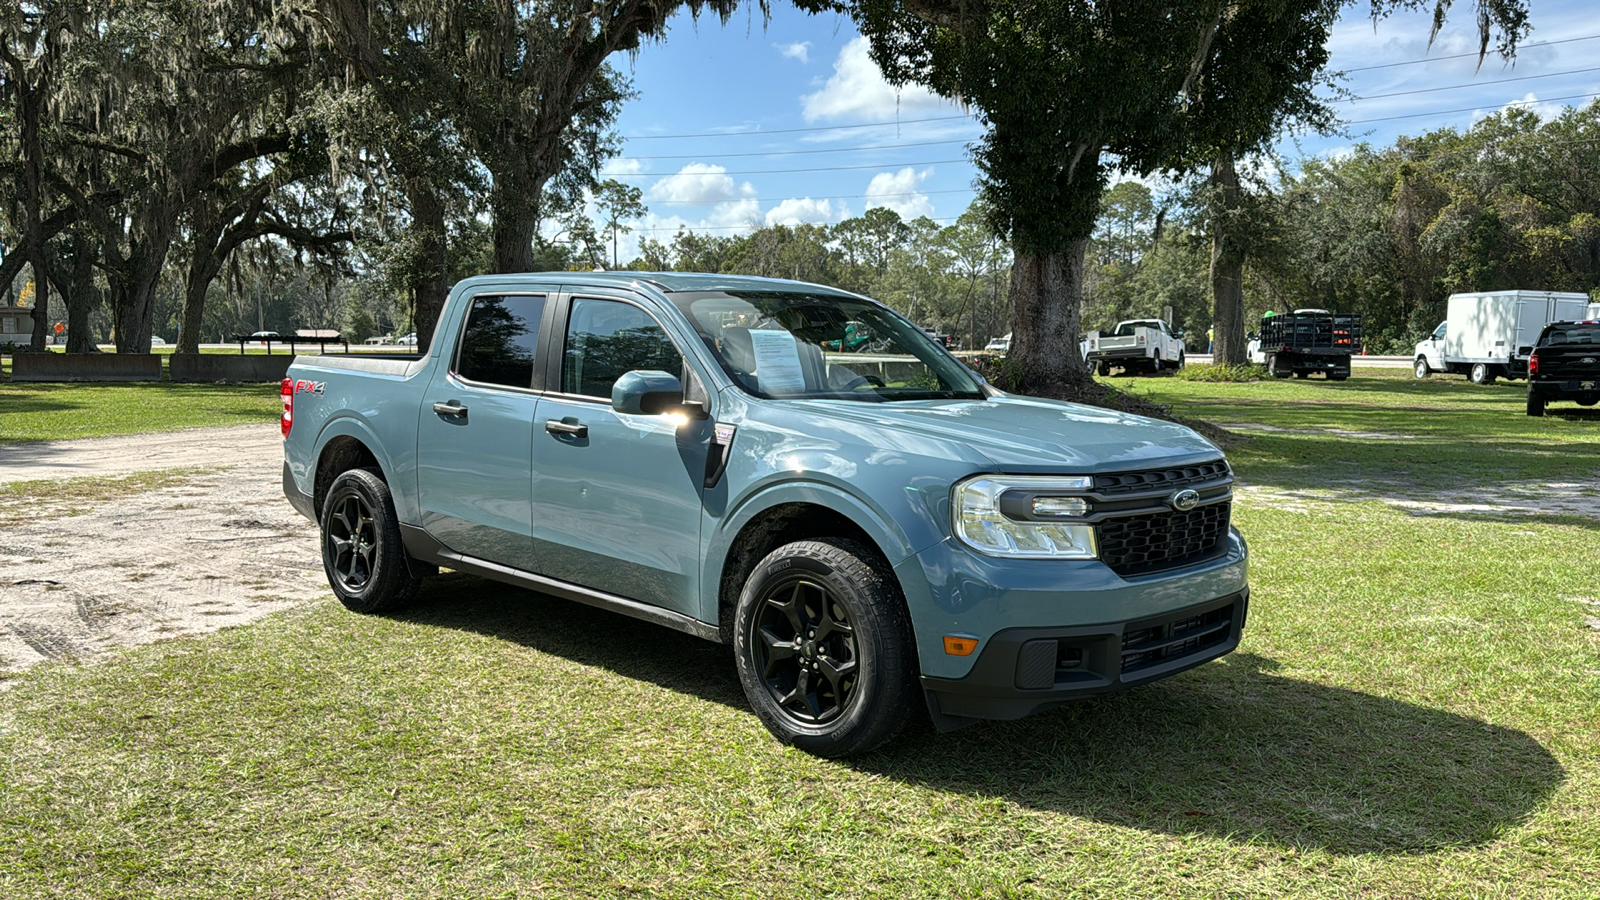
[953,475,1098,559]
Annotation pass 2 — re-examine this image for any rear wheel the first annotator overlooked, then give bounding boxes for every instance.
[1268,355,1291,379]
[1096,361,1111,377]
[733,538,917,758]
[1413,357,1430,379]
[1470,363,1496,385]
[320,468,423,613]
[1526,393,1546,417]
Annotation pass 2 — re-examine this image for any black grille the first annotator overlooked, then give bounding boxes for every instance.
[1098,502,1230,577]
[1092,461,1230,496]
[1121,603,1235,675]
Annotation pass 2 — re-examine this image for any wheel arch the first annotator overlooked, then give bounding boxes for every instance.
[708,489,919,648]
[310,418,399,518]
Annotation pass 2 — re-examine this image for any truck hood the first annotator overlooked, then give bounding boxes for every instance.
[798,394,1221,471]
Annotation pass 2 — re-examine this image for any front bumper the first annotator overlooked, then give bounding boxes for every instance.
[921,589,1247,727]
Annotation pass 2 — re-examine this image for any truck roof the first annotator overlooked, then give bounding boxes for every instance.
[451,271,863,297]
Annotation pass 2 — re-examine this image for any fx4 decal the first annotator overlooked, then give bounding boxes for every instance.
[293,380,326,396]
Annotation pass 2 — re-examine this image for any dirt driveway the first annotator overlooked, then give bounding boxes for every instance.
[0,425,328,677]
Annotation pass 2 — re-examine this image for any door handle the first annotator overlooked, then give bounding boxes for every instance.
[433,401,468,419]
[545,418,588,438]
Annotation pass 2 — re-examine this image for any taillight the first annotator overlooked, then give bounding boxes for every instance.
[281,377,294,437]
[1528,351,1540,376]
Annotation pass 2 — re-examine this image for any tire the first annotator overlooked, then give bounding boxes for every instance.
[320,468,423,613]
[1414,357,1430,379]
[1267,354,1291,379]
[1470,363,1495,385]
[1578,398,1598,407]
[1176,352,1185,370]
[1295,372,1309,379]
[733,538,917,758]
[1526,394,1546,417]
[1329,374,1349,382]
[1096,361,1111,377]
[1150,356,1163,374]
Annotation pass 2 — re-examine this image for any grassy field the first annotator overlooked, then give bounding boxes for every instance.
[0,381,279,443]
[1,368,1597,898]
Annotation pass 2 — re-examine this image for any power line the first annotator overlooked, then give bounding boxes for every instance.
[1346,90,1600,124]
[1345,65,1600,102]
[601,158,969,177]
[622,138,970,161]
[1343,33,1600,72]
[623,114,978,142]
[633,216,963,235]
[645,188,977,206]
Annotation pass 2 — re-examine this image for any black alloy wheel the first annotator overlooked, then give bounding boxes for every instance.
[320,468,422,613]
[750,575,860,725]
[733,538,916,757]
[327,491,377,593]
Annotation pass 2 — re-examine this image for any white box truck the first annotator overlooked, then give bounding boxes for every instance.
[1412,291,1592,384]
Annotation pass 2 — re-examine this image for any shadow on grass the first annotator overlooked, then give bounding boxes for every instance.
[397,576,1564,856]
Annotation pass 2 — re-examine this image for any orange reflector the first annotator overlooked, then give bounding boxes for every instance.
[943,636,979,656]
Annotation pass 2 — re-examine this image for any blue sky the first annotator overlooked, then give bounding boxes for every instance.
[599,2,1600,262]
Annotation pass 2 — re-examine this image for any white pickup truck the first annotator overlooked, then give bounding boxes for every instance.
[1086,319,1186,376]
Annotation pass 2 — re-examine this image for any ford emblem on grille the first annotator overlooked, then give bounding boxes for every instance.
[1170,488,1200,511]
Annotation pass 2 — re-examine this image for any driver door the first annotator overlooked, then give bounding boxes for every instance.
[530,292,711,615]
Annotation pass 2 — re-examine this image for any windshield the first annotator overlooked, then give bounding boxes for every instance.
[669,290,985,402]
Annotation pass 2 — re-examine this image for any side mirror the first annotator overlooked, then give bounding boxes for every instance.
[612,370,705,417]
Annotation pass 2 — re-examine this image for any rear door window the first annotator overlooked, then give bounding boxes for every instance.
[454,294,546,388]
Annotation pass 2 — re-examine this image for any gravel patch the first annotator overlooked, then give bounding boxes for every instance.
[0,426,325,678]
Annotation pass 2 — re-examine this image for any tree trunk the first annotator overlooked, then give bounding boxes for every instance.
[16,71,51,352]
[1008,240,1092,394]
[1209,152,1248,365]
[110,232,172,354]
[492,169,544,274]
[405,176,450,352]
[45,233,101,353]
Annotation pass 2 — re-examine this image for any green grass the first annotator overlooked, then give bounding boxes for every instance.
[2,372,1598,897]
[0,381,278,443]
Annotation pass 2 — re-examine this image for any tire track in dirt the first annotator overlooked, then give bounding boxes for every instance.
[0,425,328,678]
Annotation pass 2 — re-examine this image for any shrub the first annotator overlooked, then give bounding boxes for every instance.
[1173,363,1267,382]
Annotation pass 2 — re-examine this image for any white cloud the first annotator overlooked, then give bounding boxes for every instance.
[777,41,810,64]
[1478,91,1567,122]
[709,198,763,230]
[604,157,646,176]
[646,164,756,204]
[801,37,956,123]
[765,198,838,227]
[864,168,935,220]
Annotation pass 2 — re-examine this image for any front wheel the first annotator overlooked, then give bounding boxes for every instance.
[1414,358,1430,379]
[1526,394,1546,417]
[733,538,917,758]
[321,468,423,613]
[1470,363,1496,385]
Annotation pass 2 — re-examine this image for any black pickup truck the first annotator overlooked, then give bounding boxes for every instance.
[1526,320,1600,416]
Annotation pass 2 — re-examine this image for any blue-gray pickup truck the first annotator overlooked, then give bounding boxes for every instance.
[281,272,1248,756]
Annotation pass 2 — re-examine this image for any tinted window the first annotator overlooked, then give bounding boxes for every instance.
[562,298,682,399]
[455,295,546,388]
